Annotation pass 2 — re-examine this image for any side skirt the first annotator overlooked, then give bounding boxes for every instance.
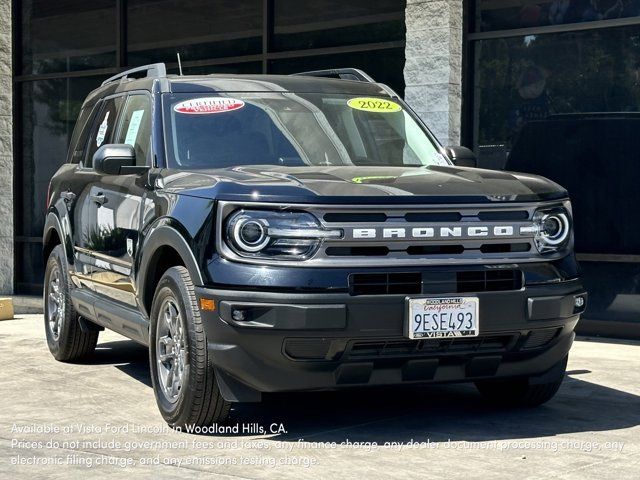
[70,289,150,346]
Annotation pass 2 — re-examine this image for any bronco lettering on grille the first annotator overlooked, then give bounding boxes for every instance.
[350,225,519,241]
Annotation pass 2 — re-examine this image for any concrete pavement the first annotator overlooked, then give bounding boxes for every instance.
[1,314,639,479]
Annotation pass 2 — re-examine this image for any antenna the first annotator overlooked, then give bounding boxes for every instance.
[177,52,183,76]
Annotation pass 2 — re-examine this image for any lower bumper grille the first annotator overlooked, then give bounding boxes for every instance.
[347,335,515,360]
[283,327,562,362]
[522,327,562,350]
[349,269,523,296]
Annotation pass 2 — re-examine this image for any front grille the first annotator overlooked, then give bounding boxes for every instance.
[349,269,522,296]
[346,335,515,359]
[317,204,540,266]
[323,212,387,223]
[217,200,558,267]
[477,210,529,221]
[407,245,465,255]
[327,243,532,257]
[480,243,531,253]
[325,210,530,223]
[326,246,389,256]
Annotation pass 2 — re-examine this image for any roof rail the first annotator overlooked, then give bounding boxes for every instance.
[292,68,375,83]
[101,63,167,86]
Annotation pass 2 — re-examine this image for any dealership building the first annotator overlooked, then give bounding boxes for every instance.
[0,1,638,334]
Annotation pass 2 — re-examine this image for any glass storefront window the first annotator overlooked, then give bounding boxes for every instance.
[16,75,108,292]
[175,63,262,76]
[473,0,640,32]
[471,26,640,256]
[269,48,406,96]
[273,0,405,51]
[473,26,640,161]
[18,76,107,238]
[127,0,262,65]
[20,0,116,75]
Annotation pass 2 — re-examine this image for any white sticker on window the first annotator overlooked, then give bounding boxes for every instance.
[124,110,145,146]
[432,152,450,166]
[96,111,110,147]
[173,97,245,114]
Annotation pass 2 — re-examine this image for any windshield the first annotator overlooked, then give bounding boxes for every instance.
[162,92,448,169]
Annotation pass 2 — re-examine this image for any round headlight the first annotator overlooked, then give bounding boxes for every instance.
[232,217,269,252]
[539,213,570,246]
[224,209,342,260]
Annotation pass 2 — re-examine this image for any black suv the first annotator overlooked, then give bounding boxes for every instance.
[43,64,586,428]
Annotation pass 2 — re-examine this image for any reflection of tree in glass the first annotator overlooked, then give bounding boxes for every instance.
[476,28,640,149]
[32,72,82,137]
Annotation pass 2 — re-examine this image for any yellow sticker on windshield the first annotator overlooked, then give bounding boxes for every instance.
[347,97,402,113]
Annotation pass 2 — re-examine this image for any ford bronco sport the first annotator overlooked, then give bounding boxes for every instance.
[43,64,587,428]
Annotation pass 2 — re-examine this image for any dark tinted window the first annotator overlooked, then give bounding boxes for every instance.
[67,105,98,164]
[269,48,406,97]
[115,95,153,166]
[85,96,124,168]
[127,0,262,65]
[17,76,106,239]
[177,63,262,76]
[273,0,405,51]
[163,93,441,169]
[472,26,640,169]
[506,115,640,255]
[473,0,640,32]
[20,0,116,75]
[13,77,103,294]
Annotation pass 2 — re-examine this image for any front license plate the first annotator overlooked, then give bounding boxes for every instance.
[407,296,479,339]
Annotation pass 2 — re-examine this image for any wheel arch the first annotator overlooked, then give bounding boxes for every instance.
[43,212,72,266]
[137,225,205,319]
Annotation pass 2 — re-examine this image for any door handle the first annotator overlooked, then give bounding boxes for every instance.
[90,193,107,205]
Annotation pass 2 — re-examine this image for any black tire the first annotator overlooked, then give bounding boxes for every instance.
[44,245,99,361]
[475,356,568,407]
[149,266,230,428]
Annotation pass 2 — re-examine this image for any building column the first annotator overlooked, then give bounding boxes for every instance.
[404,0,463,147]
[0,0,13,294]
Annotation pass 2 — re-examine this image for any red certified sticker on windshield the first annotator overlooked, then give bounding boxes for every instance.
[173,97,245,114]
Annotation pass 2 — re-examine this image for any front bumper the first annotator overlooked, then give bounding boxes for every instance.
[196,280,586,402]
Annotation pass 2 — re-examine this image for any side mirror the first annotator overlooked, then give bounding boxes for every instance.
[93,144,145,175]
[445,146,477,168]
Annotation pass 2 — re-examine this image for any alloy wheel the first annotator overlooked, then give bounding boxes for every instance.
[155,297,188,403]
[47,266,65,341]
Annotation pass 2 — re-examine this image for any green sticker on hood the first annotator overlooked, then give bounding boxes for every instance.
[351,176,398,184]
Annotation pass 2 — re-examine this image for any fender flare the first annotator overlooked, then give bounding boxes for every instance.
[43,211,73,264]
[136,224,205,318]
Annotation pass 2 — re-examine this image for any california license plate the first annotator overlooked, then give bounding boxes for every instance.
[407,296,479,339]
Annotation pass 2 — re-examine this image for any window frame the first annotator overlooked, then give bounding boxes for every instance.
[78,92,127,170]
[67,102,101,164]
[113,90,155,168]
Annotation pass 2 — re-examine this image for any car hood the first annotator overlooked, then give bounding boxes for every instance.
[160,165,567,204]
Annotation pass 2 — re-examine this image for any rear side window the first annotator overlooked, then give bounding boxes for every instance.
[67,105,97,164]
[84,96,124,168]
[115,94,153,166]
